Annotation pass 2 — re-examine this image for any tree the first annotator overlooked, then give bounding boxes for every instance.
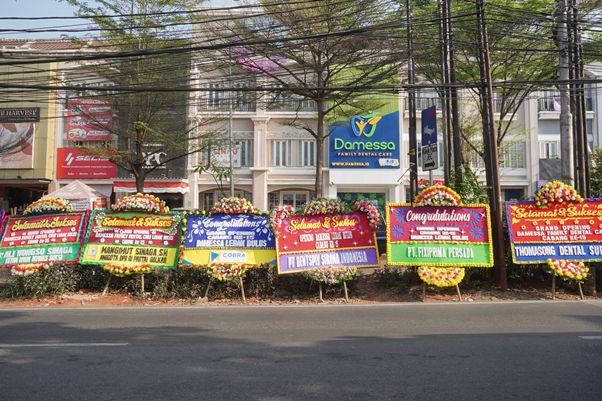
[412,0,557,162]
[63,0,223,192]
[204,0,402,197]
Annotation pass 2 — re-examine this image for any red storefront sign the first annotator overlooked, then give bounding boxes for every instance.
[56,148,117,179]
[66,99,112,141]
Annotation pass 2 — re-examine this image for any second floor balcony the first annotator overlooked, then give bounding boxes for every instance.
[538,96,594,112]
[267,98,317,113]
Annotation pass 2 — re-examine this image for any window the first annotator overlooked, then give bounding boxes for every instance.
[501,141,526,168]
[236,139,252,167]
[282,192,307,209]
[300,140,316,167]
[207,83,225,109]
[540,141,559,159]
[202,191,251,210]
[271,140,291,166]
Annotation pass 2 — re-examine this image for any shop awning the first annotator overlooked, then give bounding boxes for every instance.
[113,179,189,194]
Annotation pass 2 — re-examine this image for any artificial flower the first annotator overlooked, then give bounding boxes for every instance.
[547,259,589,282]
[23,197,73,215]
[418,266,465,287]
[535,181,582,208]
[112,193,169,214]
[102,263,154,277]
[414,185,462,207]
[10,263,50,276]
[210,197,258,215]
[304,266,361,285]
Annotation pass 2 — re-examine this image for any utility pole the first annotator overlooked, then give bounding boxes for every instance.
[438,0,450,186]
[475,0,507,290]
[229,63,235,197]
[407,0,418,200]
[557,0,574,186]
[447,0,463,182]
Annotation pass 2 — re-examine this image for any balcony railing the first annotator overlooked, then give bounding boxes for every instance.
[198,100,256,112]
[267,98,317,112]
[538,96,594,112]
[404,97,443,111]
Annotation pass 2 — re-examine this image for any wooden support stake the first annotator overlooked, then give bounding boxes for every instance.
[239,276,246,303]
[319,282,324,303]
[204,277,212,299]
[552,274,556,300]
[102,275,112,296]
[578,282,585,300]
[141,274,145,298]
[455,284,463,302]
[343,281,349,303]
[422,282,426,302]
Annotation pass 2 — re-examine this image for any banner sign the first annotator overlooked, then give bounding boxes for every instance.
[56,147,117,179]
[182,213,275,265]
[421,106,438,171]
[80,211,182,268]
[329,111,400,169]
[0,212,87,266]
[386,204,493,267]
[66,99,112,141]
[506,200,602,263]
[275,211,379,274]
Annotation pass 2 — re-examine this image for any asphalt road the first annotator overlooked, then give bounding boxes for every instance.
[1,301,601,401]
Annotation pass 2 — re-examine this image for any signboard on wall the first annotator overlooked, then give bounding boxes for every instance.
[80,211,182,268]
[506,200,602,263]
[56,148,117,179]
[329,111,400,169]
[66,99,112,141]
[0,212,88,266]
[386,204,493,267]
[182,213,275,266]
[275,211,379,274]
[0,107,39,169]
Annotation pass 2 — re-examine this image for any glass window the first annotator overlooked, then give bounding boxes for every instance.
[501,141,526,168]
[236,139,252,167]
[540,141,559,159]
[271,140,290,167]
[300,140,316,167]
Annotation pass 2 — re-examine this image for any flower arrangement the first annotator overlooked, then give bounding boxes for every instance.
[23,197,73,215]
[414,185,463,207]
[210,197,257,215]
[353,200,380,230]
[304,266,361,285]
[418,178,445,190]
[10,263,50,276]
[535,181,583,208]
[204,262,249,282]
[547,259,589,282]
[303,198,350,216]
[269,204,295,234]
[112,193,169,214]
[418,266,465,287]
[102,263,154,277]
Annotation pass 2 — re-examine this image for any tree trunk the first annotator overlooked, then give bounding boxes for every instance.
[315,99,325,198]
[134,169,145,194]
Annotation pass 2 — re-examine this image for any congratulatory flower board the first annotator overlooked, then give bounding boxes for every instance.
[506,199,602,263]
[0,212,88,266]
[386,204,493,267]
[182,213,276,266]
[80,210,182,268]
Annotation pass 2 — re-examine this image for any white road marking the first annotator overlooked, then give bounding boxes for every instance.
[579,336,602,340]
[0,343,129,348]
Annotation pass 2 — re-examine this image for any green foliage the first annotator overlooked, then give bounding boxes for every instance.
[373,265,413,288]
[589,148,602,197]
[449,165,489,204]
[2,265,106,298]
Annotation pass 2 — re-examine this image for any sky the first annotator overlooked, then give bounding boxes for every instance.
[3,0,84,39]
[2,0,244,39]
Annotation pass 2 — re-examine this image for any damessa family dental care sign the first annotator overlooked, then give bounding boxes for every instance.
[506,200,602,263]
[329,111,400,168]
[386,204,493,267]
